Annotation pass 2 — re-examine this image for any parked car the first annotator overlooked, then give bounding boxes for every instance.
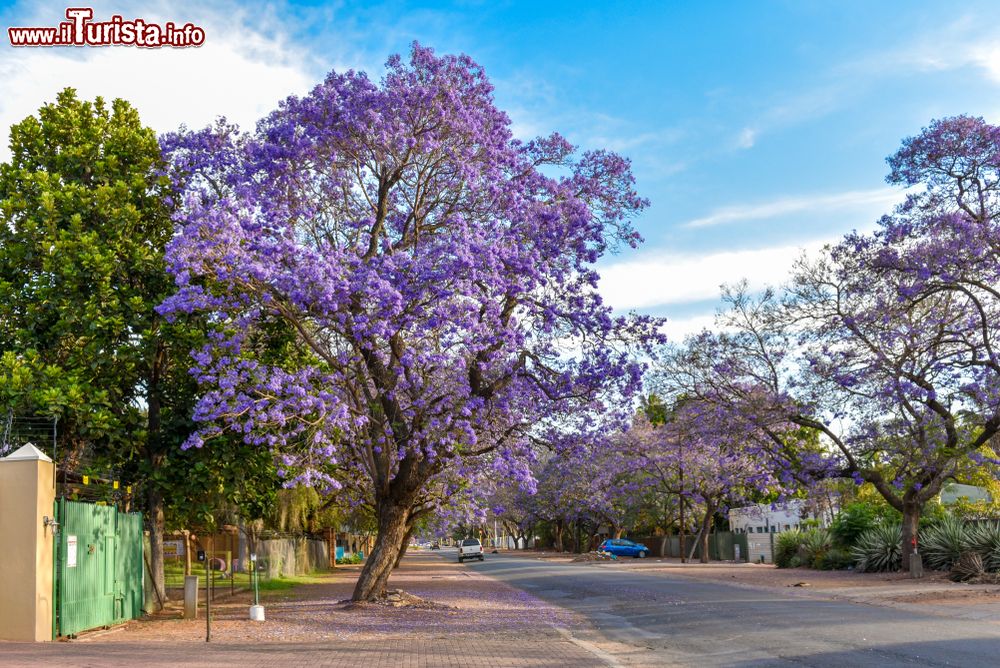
[598,538,649,558]
[430,542,440,550]
[458,538,484,562]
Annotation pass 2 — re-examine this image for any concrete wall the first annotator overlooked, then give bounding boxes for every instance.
[0,445,56,641]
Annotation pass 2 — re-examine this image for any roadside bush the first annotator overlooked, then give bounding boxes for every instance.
[800,528,833,569]
[336,552,363,565]
[852,523,901,572]
[817,547,854,571]
[969,521,1000,572]
[921,516,972,570]
[774,529,803,568]
[829,502,878,548]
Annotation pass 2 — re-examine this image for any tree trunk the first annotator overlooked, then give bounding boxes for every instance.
[553,520,565,552]
[144,337,167,608]
[613,526,624,539]
[351,501,411,601]
[394,523,415,569]
[147,487,168,608]
[679,496,686,563]
[699,502,715,564]
[901,502,921,574]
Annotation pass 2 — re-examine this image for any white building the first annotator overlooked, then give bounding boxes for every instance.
[728,500,834,564]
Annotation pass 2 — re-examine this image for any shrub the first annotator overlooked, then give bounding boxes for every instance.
[921,516,972,570]
[969,521,1000,572]
[818,547,854,570]
[852,523,902,572]
[336,552,363,565]
[774,529,804,568]
[800,528,833,568]
[950,551,985,582]
[830,502,878,548]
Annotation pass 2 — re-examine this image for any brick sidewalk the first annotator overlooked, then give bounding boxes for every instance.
[0,553,615,667]
[0,638,610,667]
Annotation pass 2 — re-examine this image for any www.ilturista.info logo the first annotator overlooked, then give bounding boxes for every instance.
[8,7,205,48]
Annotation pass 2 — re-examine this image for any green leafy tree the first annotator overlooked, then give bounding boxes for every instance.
[0,89,191,604]
[0,90,313,604]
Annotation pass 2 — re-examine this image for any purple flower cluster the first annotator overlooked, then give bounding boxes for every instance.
[157,44,661,591]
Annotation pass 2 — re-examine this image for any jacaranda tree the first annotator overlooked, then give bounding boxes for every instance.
[660,116,1000,570]
[628,401,782,562]
[161,44,656,600]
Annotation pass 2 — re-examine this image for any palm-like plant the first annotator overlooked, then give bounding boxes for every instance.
[774,529,803,568]
[969,521,1000,572]
[920,516,972,570]
[852,523,901,572]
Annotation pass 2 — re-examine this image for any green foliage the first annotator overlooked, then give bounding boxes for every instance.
[817,547,854,570]
[918,500,949,528]
[775,527,849,570]
[921,516,972,570]
[800,527,833,568]
[969,522,1000,572]
[336,553,364,565]
[268,487,322,534]
[852,523,902,572]
[774,529,803,568]
[0,89,287,548]
[0,89,175,454]
[641,394,669,426]
[830,502,878,548]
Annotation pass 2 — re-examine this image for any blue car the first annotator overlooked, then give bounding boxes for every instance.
[599,538,649,558]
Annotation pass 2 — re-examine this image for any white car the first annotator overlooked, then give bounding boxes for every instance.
[458,538,484,562]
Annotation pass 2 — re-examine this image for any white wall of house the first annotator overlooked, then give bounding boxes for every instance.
[729,500,832,536]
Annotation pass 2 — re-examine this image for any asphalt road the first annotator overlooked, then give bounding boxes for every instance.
[453,551,1000,667]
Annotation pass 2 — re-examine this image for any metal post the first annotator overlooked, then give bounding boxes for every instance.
[253,554,259,606]
[52,416,58,490]
[205,546,211,642]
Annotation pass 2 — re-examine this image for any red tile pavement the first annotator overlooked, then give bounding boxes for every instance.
[0,552,614,667]
[0,638,609,667]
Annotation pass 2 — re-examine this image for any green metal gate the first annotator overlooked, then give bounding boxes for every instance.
[54,499,144,637]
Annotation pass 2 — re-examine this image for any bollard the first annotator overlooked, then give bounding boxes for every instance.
[184,575,199,619]
[909,552,924,579]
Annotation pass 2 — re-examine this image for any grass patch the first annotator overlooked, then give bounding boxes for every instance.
[164,561,332,592]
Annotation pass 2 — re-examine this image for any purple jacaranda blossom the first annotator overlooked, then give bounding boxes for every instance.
[159,43,661,600]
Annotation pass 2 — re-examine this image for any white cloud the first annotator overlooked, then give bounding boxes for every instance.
[736,127,757,149]
[839,18,1000,86]
[682,187,905,229]
[0,2,323,159]
[599,239,830,311]
[658,314,718,343]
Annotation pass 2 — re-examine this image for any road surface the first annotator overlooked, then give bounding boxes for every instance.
[456,550,1000,667]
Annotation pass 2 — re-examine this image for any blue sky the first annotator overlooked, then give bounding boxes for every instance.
[4,1,1000,338]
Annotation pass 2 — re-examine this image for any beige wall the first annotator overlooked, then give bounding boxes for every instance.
[0,453,56,641]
